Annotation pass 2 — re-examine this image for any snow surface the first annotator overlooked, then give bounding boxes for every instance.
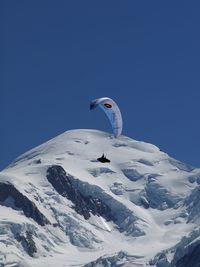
[0,129,200,266]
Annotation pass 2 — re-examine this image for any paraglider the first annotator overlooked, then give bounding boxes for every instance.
[97,154,111,163]
[90,97,123,163]
[90,97,122,138]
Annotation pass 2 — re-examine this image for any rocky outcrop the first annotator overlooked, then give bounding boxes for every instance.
[15,231,37,257]
[46,165,113,221]
[175,244,200,267]
[47,165,144,237]
[151,229,200,267]
[0,182,49,226]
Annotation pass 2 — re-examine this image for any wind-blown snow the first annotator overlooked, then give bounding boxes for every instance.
[0,129,199,266]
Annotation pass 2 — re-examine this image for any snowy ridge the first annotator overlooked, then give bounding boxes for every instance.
[0,129,200,266]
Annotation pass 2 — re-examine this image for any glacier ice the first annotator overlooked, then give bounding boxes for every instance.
[0,129,199,266]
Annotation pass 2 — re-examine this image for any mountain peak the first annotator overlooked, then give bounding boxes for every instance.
[0,129,200,266]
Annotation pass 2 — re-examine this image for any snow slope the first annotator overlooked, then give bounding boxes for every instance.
[0,129,200,267]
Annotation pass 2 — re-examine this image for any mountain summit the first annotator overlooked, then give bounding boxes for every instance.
[1,130,200,267]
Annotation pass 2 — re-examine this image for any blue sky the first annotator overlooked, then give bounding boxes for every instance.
[1,1,200,170]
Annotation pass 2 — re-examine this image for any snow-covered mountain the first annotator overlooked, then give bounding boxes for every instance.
[1,129,200,267]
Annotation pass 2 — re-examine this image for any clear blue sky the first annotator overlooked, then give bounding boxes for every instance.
[1,1,200,170]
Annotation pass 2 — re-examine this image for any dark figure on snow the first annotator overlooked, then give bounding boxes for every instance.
[97,154,110,163]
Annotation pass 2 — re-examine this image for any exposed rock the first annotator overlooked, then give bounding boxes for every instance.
[0,182,50,226]
[170,230,200,267]
[175,244,200,267]
[16,231,37,257]
[68,170,145,237]
[46,165,113,221]
[2,129,198,266]
[151,229,200,267]
[47,166,144,237]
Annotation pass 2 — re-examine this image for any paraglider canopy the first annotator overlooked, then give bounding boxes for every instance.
[90,97,122,138]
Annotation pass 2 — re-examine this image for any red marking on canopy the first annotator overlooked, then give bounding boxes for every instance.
[104,103,112,108]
